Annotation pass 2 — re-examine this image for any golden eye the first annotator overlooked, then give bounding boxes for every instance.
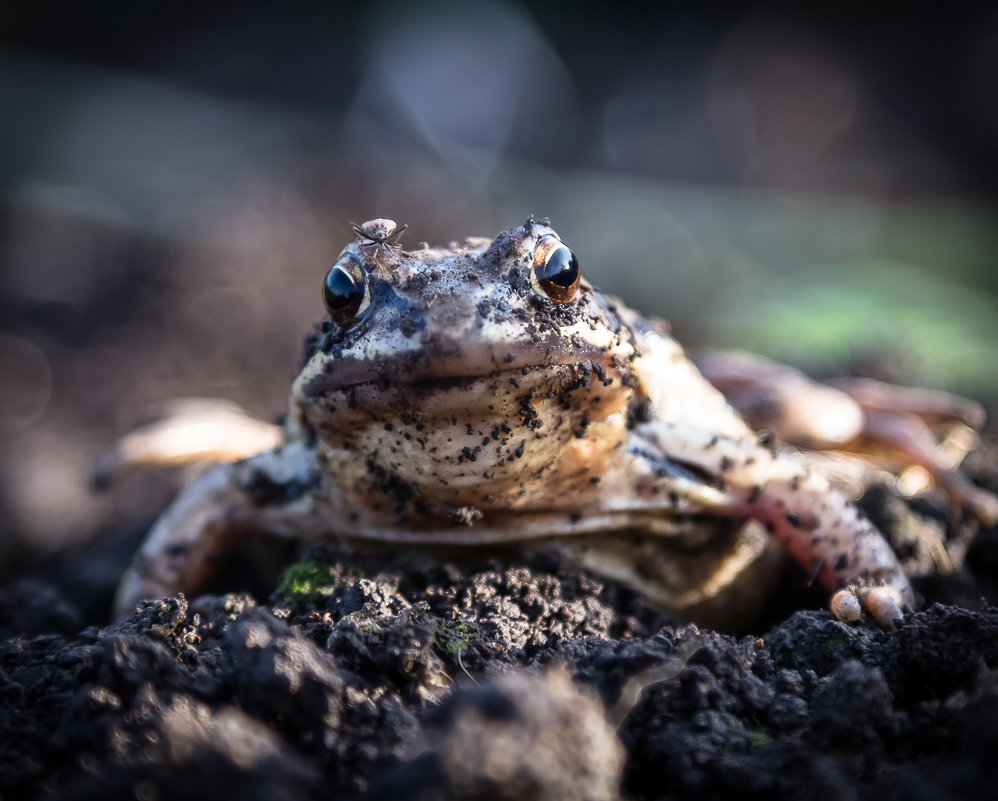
[322,253,370,325]
[531,234,580,303]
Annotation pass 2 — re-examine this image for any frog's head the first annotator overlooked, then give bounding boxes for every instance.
[290,218,643,512]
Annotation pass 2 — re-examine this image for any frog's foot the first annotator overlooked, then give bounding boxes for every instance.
[112,441,320,619]
[91,398,282,490]
[695,349,998,524]
[113,462,256,619]
[730,454,916,629]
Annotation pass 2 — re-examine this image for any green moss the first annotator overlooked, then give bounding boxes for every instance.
[276,558,337,600]
[435,620,473,655]
[748,729,772,748]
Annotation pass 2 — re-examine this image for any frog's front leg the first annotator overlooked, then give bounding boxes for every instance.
[112,441,321,619]
[641,425,915,629]
[737,455,914,628]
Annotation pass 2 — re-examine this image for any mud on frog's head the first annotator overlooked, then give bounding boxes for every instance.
[291,217,644,514]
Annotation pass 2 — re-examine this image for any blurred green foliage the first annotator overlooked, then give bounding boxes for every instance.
[714,258,998,397]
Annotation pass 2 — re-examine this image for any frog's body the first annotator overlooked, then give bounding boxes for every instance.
[112,218,994,628]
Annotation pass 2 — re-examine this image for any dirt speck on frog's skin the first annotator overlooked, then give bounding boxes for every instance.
[105,216,998,629]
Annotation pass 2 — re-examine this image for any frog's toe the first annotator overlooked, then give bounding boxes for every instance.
[829,589,862,623]
[862,586,905,631]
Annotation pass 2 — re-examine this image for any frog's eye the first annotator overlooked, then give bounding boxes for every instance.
[531,234,580,303]
[322,254,370,325]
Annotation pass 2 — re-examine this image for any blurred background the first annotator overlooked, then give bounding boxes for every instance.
[3,1,998,588]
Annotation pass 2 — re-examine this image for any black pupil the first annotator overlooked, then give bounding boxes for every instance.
[324,265,363,311]
[540,246,579,288]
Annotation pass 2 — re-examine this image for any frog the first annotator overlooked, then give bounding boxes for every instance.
[107,217,997,629]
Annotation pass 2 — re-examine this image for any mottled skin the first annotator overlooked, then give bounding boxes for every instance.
[113,218,918,627]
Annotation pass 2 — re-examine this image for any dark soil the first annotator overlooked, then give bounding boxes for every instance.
[3,446,998,800]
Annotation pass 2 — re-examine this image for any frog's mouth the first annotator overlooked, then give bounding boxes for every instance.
[296,342,635,435]
[299,332,622,398]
